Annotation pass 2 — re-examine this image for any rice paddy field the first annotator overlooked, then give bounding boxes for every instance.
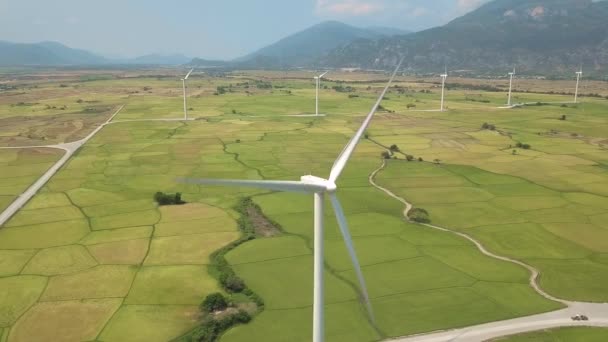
[0,68,607,341]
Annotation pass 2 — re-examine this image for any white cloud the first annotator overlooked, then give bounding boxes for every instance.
[315,0,384,16]
[457,0,485,11]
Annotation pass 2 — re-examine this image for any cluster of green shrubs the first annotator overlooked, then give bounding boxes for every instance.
[178,198,267,341]
[516,142,531,149]
[181,293,252,342]
[481,122,496,130]
[408,208,431,223]
[153,192,185,206]
[332,85,355,93]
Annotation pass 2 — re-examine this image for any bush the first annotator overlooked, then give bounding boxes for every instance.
[408,208,431,223]
[516,142,531,150]
[559,115,567,121]
[389,144,400,152]
[418,157,424,162]
[154,192,185,206]
[220,274,246,292]
[406,155,414,162]
[381,151,391,160]
[200,293,228,313]
[406,103,416,109]
[482,122,496,130]
[348,94,359,98]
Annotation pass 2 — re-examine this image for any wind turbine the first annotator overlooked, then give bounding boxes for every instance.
[440,67,448,111]
[179,60,403,342]
[574,68,583,103]
[315,71,329,116]
[182,68,194,120]
[507,68,515,107]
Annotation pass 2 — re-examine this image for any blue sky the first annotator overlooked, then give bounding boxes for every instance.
[0,0,488,59]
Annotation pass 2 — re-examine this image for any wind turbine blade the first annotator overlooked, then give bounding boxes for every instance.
[177,178,325,193]
[329,193,374,322]
[185,69,194,80]
[329,59,403,182]
[319,71,329,78]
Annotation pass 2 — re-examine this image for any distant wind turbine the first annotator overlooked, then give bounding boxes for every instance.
[440,66,448,111]
[182,68,194,120]
[179,60,403,342]
[315,71,329,116]
[507,68,515,107]
[574,68,583,103]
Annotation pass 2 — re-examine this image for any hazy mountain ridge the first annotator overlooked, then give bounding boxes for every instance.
[321,0,608,74]
[0,41,192,66]
[231,21,401,67]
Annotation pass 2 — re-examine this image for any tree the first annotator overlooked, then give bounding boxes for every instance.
[406,155,415,161]
[408,208,431,223]
[418,157,424,162]
[389,144,400,153]
[406,103,416,109]
[381,151,391,160]
[154,192,185,206]
[200,293,228,313]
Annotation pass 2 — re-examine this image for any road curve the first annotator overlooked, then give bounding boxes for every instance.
[368,160,608,342]
[0,106,124,226]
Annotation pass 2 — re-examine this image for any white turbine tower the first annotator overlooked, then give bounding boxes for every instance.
[182,68,194,120]
[315,71,329,116]
[574,68,583,103]
[179,61,403,342]
[440,67,448,111]
[507,68,515,107]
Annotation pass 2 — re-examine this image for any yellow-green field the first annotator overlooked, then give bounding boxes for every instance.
[0,68,607,341]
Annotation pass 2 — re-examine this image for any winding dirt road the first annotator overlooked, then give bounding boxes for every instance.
[369,160,608,342]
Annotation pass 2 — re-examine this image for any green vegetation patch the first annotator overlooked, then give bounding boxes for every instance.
[144,232,239,265]
[90,209,160,230]
[9,298,121,342]
[0,276,47,327]
[0,250,36,277]
[232,255,357,309]
[222,301,380,342]
[125,266,219,305]
[22,245,97,276]
[0,219,90,249]
[491,327,608,342]
[80,226,153,245]
[342,257,476,299]
[325,236,420,271]
[5,206,84,227]
[421,245,529,283]
[99,305,199,342]
[87,238,149,265]
[225,236,310,265]
[41,265,137,301]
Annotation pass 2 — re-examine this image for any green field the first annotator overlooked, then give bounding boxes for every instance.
[490,327,608,341]
[0,69,607,341]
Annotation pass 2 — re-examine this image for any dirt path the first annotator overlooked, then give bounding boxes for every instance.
[368,160,608,341]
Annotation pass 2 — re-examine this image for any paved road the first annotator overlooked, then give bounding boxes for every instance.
[369,160,608,342]
[0,106,123,226]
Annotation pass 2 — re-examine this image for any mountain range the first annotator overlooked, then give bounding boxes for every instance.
[2,0,607,74]
[322,0,608,74]
[0,41,192,66]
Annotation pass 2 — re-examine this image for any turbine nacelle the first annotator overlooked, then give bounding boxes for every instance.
[301,175,337,193]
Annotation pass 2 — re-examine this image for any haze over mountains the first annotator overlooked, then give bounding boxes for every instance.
[323,0,608,74]
[0,41,191,66]
[1,0,607,74]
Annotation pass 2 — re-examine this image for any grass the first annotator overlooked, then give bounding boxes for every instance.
[491,327,608,341]
[0,69,606,341]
